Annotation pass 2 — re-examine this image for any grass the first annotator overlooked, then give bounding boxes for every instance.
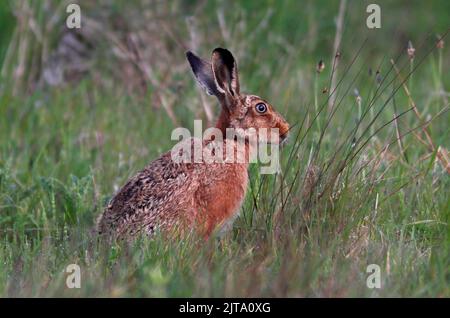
[0,0,449,297]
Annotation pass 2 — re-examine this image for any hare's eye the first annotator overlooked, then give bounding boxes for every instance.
[255,103,267,113]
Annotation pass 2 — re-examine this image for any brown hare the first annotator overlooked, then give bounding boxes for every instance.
[97,48,289,240]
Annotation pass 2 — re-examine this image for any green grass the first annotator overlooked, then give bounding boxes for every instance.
[0,0,449,297]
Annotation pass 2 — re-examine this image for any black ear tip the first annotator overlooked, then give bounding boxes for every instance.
[186,51,200,67]
[212,47,235,63]
[186,51,194,60]
[213,47,231,55]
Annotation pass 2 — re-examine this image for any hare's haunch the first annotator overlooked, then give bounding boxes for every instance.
[97,48,289,240]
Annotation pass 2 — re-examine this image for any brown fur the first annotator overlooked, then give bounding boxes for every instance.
[97,48,289,240]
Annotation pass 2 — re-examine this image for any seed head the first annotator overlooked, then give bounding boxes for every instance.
[436,35,444,49]
[353,88,361,103]
[316,60,325,73]
[407,41,415,59]
[375,70,382,85]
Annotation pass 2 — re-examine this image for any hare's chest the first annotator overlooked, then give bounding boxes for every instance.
[195,164,248,236]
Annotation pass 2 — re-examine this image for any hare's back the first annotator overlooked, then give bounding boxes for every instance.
[98,151,197,238]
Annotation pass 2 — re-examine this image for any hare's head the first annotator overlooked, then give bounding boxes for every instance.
[187,48,289,144]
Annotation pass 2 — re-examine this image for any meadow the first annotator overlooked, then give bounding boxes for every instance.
[0,0,449,297]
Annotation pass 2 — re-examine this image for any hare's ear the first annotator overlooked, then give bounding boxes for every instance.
[211,48,240,101]
[186,51,222,97]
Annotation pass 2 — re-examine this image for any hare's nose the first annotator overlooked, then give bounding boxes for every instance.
[278,120,290,139]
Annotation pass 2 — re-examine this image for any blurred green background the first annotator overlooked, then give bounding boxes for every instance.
[0,0,448,297]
